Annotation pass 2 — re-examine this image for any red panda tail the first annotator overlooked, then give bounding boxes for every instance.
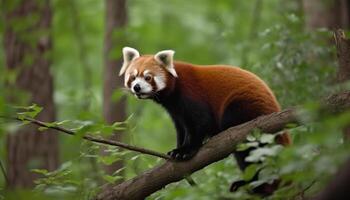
[275,131,292,146]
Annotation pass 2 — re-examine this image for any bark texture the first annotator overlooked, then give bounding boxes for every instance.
[333,30,350,139]
[3,0,58,188]
[334,30,350,83]
[103,0,127,174]
[303,0,350,30]
[95,92,350,200]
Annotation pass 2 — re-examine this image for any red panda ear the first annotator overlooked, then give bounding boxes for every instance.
[154,50,178,77]
[119,47,140,76]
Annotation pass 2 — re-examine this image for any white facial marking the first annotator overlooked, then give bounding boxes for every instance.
[124,73,130,87]
[131,77,152,94]
[133,69,138,76]
[154,75,166,91]
[143,70,150,76]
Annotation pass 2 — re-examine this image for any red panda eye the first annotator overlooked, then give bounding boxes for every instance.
[130,76,136,81]
[145,75,152,82]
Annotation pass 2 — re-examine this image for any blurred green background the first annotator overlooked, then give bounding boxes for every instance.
[1,0,350,199]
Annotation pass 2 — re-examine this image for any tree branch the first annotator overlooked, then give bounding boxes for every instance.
[8,116,171,160]
[95,109,298,200]
[95,91,350,200]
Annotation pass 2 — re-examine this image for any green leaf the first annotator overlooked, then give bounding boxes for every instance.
[246,134,256,142]
[236,142,259,151]
[249,179,269,189]
[59,161,73,171]
[246,145,283,162]
[38,126,48,132]
[243,164,260,181]
[285,123,298,128]
[130,155,140,161]
[73,121,94,137]
[102,175,122,184]
[112,167,125,176]
[15,104,43,119]
[251,129,261,140]
[56,120,70,126]
[31,169,49,175]
[259,134,275,144]
[98,155,121,165]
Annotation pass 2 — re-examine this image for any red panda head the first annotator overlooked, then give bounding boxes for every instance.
[119,47,178,99]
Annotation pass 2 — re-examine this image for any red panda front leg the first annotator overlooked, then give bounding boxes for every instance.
[168,121,205,160]
[173,118,186,148]
[164,95,215,160]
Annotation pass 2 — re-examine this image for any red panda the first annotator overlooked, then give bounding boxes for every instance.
[119,47,291,194]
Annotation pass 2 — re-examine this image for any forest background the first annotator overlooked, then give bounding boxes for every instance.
[1,0,350,199]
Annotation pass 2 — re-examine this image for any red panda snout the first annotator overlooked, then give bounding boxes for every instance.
[130,77,153,99]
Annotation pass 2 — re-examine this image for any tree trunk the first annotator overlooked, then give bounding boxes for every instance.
[334,30,350,84]
[303,0,350,30]
[103,0,127,175]
[304,0,350,139]
[334,30,350,139]
[3,0,59,188]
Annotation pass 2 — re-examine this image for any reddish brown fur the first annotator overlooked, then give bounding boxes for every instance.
[128,56,291,146]
[174,61,291,145]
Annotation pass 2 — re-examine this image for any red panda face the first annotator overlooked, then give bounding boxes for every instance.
[119,47,178,99]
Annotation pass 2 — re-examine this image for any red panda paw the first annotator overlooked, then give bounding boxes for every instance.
[167,146,198,161]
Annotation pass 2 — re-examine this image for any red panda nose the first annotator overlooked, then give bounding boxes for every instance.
[133,84,141,93]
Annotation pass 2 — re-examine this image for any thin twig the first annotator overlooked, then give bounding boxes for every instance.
[5,116,171,160]
[295,180,317,199]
